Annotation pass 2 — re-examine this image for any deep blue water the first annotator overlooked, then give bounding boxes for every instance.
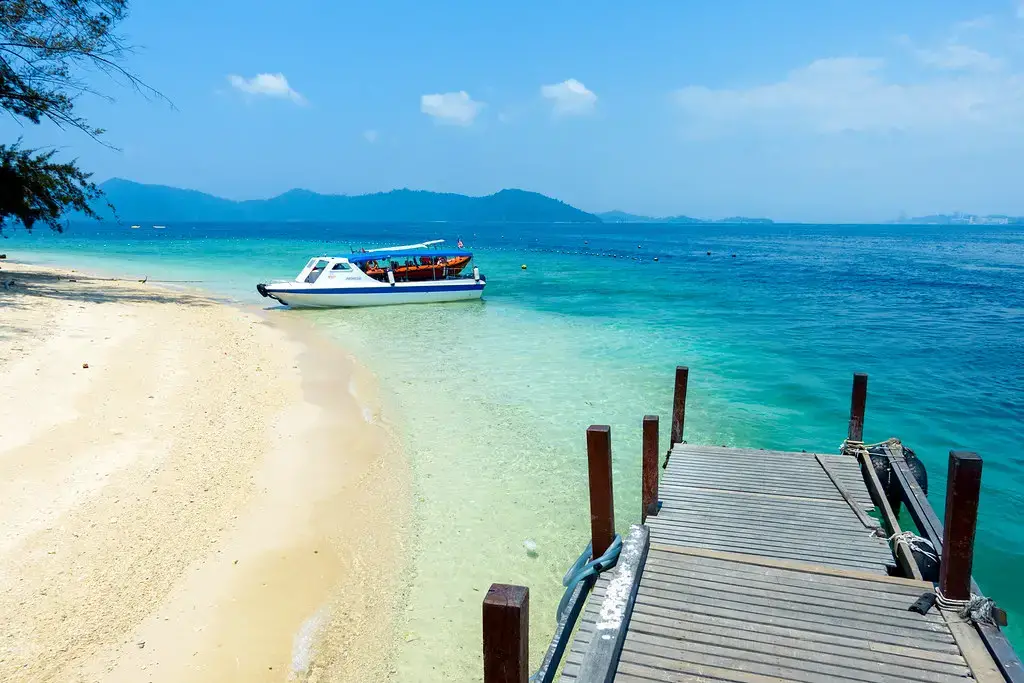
[8,220,1023,669]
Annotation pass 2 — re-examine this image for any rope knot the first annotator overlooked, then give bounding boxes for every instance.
[935,590,999,626]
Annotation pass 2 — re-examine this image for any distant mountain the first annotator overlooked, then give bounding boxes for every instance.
[599,210,773,225]
[599,210,660,223]
[890,212,1021,225]
[84,179,601,224]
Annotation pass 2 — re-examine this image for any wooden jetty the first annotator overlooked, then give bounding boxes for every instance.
[482,368,1022,683]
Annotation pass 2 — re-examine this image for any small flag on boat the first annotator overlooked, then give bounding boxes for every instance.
[457,239,464,248]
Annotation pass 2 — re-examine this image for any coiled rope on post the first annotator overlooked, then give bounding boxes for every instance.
[935,590,999,626]
[556,535,623,621]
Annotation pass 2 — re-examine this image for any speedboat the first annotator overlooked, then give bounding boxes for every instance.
[256,240,486,308]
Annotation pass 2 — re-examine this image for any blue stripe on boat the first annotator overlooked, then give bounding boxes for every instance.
[265,283,485,295]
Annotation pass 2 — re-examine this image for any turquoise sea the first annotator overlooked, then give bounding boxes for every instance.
[9,221,1023,677]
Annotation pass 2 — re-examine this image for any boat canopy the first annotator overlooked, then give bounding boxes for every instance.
[346,248,472,265]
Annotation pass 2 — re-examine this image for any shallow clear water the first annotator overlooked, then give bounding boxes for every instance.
[10,221,1023,674]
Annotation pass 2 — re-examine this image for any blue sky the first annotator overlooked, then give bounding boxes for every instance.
[5,0,1024,222]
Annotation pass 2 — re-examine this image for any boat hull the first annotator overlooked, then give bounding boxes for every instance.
[260,282,485,308]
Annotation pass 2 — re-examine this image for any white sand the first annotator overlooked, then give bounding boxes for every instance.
[0,262,411,682]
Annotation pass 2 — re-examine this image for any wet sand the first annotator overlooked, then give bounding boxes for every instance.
[0,261,411,682]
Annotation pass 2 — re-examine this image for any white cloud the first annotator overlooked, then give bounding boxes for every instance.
[227,73,305,104]
[363,129,378,143]
[914,44,1002,71]
[674,56,1024,136]
[420,91,484,125]
[540,78,598,116]
[953,16,994,32]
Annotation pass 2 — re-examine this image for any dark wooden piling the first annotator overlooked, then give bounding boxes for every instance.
[848,372,868,442]
[939,451,983,602]
[641,415,659,523]
[670,366,689,446]
[586,425,616,558]
[482,584,529,683]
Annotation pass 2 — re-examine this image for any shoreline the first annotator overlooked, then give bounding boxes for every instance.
[0,260,411,682]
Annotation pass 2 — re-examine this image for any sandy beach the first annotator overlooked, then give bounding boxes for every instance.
[0,261,411,683]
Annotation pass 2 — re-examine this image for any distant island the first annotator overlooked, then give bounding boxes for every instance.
[599,210,774,225]
[890,212,1023,225]
[84,179,602,224]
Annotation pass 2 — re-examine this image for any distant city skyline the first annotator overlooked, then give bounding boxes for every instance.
[3,1,1024,223]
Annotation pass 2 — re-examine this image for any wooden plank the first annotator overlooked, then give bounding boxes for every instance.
[640,561,937,612]
[647,527,893,570]
[650,544,931,589]
[815,453,881,529]
[646,546,927,596]
[656,495,872,526]
[621,609,969,669]
[618,583,954,641]
[658,483,863,508]
[620,643,891,683]
[621,628,967,683]
[616,658,791,683]
[857,450,923,581]
[649,535,891,573]
[574,525,649,683]
[890,453,944,545]
[943,613,1006,683]
[634,572,946,628]
[651,509,887,543]
[633,576,947,634]
[621,595,959,653]
[645,540,886,573]
[649,512,889,546]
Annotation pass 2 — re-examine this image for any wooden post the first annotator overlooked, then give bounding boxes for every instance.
[482,584,529,683]
[586,425,615,558]
[670,366,689,446]
[641,415,659,523]
[848,372,868,442]
[939,451,983,602]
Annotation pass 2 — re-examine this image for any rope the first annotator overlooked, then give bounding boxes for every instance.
[555,535,623,622]
[888,531,937,561]
[840,437,903,457]
[935,590,999,626]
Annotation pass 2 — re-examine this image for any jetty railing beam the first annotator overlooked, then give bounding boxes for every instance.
[848,372,868,442]
[670,366,689,447]
[642,415,660,523]
[939,451,983,602]
[482,583,530,683]
[587,425,616,558]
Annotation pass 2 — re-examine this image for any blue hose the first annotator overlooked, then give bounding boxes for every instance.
[555,535,622,621]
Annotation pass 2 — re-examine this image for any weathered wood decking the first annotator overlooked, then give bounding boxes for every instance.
[560,442,1001,682]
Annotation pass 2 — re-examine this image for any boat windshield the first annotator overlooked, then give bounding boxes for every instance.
[304,259,330,283]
